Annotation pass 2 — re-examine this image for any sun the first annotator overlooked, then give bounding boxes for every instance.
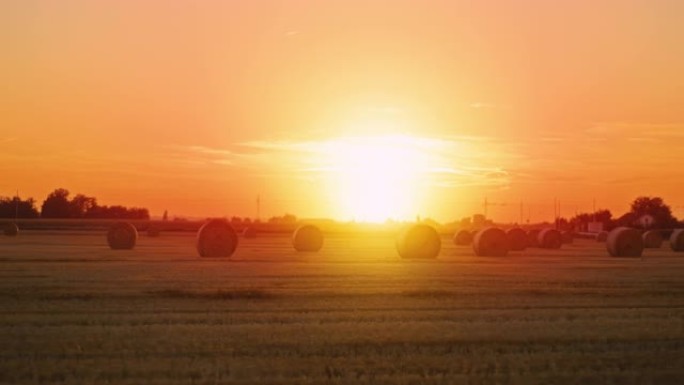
[321,135,431,223]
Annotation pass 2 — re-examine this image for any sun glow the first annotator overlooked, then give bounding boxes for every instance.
[320,135,435,223]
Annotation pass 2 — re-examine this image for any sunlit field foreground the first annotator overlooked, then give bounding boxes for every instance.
[1,231,683,384]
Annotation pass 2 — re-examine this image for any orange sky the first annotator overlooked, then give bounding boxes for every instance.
[2,0,684,222]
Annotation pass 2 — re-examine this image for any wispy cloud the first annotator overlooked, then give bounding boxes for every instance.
[586,122,684,139]
[165,134,516,189]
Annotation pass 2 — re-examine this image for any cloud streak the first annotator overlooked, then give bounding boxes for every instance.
[167,134,516,189]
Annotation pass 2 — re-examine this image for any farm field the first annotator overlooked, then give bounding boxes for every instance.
[1,231,683,384]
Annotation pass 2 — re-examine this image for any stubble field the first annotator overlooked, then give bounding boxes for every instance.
[1,231,683,384]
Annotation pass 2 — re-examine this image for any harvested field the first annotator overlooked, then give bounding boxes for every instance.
[1,231,683,384]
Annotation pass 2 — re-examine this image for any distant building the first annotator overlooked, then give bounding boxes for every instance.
[587,222,604,233]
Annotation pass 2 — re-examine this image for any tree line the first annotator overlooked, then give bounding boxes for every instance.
[559,196,680,231]
[0,188,149,220]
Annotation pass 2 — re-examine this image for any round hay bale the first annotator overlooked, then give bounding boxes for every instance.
[526,229,541,247]
[506,228,527,251]
[453,230,473,246]
[642,230,663,249]
[561,231,574,244]
[196,219,238,258]
[606,227,643,257]
[473,227,509,257]
[396,224,441,259]
[292,224,324,252]
[242,226,257,239]
[107,222,138,250]
[538,229,562,249]
[596,231,608,242]
[3,223,19,237]
[146,226,161,238]
[671,229,684,252]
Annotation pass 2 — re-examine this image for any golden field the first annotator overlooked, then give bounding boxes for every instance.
[1,231,683,384]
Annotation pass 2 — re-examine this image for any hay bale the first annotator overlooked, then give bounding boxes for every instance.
[293,224,324,252]
[473,227,509,257]
[506,228,527,251]
[396,224,441,259]
[671,229,684,252]
[107,222,138,250]
[196,219,238,258]
[3,223,19,237]
[642,230,663,249]
[242,226,257,239]
[561,231,574,244]
[606,227,643,257]
[453,230,473,246]
[146,226,161,238]
[596,231,608,242]
[526,229,541,247]
[538,229,562,249]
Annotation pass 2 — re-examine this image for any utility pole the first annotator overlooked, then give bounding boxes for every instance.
[256,194,261,221]
[483,197,489,218]
[14,190,19,223]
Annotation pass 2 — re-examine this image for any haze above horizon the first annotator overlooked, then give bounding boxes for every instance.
[2,1,684,222]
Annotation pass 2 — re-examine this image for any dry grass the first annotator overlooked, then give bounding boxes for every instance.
[0,231,683,384]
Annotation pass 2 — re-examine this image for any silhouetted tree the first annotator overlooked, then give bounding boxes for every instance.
[69,194,97,218]
[86,205,149,220]
[570,209,613,231]
[267,214,297,224]
[40,188,150,220]
[41,188,72,218]
[628,196,678,228]
[0,197,40,218]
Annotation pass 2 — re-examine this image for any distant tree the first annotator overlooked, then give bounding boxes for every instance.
[0,197,40,218]
[41,188,71,218]
[614,212,636,228]
[40,188,150,220]
[267,214,298,224]
[629,196,678,228]
[230,216,242,225]
[556,217,569,231]
[69,194,97,218]
[162,210,168,221]
[569,209,613,231]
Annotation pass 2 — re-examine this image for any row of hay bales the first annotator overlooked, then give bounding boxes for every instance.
[453,227,684,257]
[453,228,571,253]
[575,228,680,251]
[6,220,684,259]
[606,228,684,257]
[105,220,325,257]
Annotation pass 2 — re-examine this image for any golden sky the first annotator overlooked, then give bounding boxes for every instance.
[2,1,684,222]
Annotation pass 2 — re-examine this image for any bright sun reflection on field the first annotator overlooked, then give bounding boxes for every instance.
[322,135,432,223]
